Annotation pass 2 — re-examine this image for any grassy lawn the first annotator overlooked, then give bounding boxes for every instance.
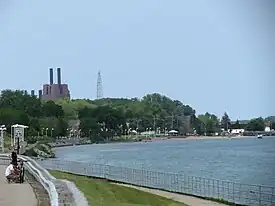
[50,170,186,206]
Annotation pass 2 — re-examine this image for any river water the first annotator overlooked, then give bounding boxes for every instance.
[45,137,275,186]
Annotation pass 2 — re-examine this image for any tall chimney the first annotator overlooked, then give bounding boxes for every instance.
[57,68,61,84]
[49,68,53,84]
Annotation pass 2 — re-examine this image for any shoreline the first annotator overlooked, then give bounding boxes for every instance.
[170,135,245,140]
[49,135,275,149]
[171,135,275,140]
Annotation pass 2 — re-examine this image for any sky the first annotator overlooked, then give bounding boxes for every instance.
[0,0,274,120]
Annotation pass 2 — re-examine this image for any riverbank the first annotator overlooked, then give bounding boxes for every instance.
[24,142,55,158]
[46,134,275,152]
[50,170,187,206]
[114,183,228,206]
[50,138,136,148]
[49,135,269,149]
[171,135,275,140]
[173,135,243,140]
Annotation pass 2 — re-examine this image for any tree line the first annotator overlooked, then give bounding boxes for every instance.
[0,90,274,142]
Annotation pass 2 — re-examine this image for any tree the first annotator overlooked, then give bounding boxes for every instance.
[221,112,231,131]
[198,113,220,135]
[42,101,64,118]
[0,89,68,137]
[245,118,265,131]
[192,117,204,135]
[0,108,29,132]
[232,120,241,129]
[54,98,97,120]
[78,105,128,140]
[265,116,275,122]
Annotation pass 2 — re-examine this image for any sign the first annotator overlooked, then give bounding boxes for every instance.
[14,127,24,144]
[0,130,4,152]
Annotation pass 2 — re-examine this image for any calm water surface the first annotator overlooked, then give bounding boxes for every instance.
[48,137,275,186]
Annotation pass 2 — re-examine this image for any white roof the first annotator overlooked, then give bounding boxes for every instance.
[11,124,29,128]
[168,130,178,133]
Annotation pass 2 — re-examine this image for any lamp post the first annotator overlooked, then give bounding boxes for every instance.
[157,127,160,137]
[128,128,131,138]
[78,129,81,138]
[51,128,54,137]
[66,128,70,138]
[0,125,6,153]
[136,127,138,139]
[45,128,49,137]
[146,128,149,138]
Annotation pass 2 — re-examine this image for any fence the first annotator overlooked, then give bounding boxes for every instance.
[40,159,275,206]
[0,154,88,206]
[0,154,59,206]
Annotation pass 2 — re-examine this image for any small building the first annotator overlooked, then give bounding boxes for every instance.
[265,126,271,132]
[230,129,244,135]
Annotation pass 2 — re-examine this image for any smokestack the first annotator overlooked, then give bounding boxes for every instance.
[49,68,53,84]
[38,90,42,99]
[31,90,35,96]
[57,68,61,84]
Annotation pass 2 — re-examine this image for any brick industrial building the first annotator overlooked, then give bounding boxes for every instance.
[41,68,70,101]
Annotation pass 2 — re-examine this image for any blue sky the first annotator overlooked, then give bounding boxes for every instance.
[0,0,274,120]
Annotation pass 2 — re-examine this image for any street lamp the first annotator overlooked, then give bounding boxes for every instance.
[78,129,81,138]
[45,128,49,137]
[136,127,138,139]
[146,128,149,138]
[51,128,54,137]
[66,128,70,138]
[0,125,7,153]
[128,128,131,138]
[157,127,160,136]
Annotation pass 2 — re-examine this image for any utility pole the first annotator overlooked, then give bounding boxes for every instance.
[171,113,174,130]
[153,117,156,137]
[136,119,140,129]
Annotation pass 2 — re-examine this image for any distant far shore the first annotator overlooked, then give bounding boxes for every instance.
[170,135,243,140]
[169,135,275,140]
[50,135,275,149]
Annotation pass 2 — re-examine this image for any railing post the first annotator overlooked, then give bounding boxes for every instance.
[217,179,220,199]
[259,185,261,206]
[272,187,275,206]
[232,182,235,203]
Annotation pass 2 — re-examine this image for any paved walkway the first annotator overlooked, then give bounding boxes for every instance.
[114,183,228,206]
[0,165,37,206]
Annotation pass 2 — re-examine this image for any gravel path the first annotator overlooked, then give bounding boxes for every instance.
[113,183,228,206]
[0,165,37,206]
